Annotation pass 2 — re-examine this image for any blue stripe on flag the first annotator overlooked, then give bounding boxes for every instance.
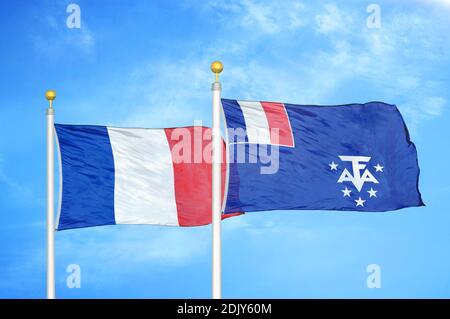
[55,124,116,230]
[222,99,249,143]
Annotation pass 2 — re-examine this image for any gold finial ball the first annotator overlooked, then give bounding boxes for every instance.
[45,90,56,101]
[210,61,223,74]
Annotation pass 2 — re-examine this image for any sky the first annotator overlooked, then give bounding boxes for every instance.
[0,0,450,298]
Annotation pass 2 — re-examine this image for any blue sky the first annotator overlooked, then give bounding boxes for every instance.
[0,0,450,298]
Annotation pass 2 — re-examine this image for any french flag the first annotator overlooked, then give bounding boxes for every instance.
[223,99,294,147]
[55,124,239,230]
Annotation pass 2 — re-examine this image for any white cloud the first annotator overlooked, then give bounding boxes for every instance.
[30,5,95,57]
[33,25,94,56]
[57,226,210,265]
[424,97,447,116]
[315,3,351,34]
[310,4,449,128]
[82,2,448,133]
[116,58,213,128]
[240,0,305,33]
[402,96,447,129]
[56,215,245,267]
[418,0,450,8]
[205,0,306,34]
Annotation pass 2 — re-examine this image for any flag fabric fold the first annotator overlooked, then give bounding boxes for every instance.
[221,99,424,213]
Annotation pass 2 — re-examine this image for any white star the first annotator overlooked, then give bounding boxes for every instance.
[342,187,352,197]
[374,164,384,172]
[367,188,378,198]
[329,162,338,171]
[355,197,366,207]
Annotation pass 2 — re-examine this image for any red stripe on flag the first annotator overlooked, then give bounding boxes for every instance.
[260,102,294,147]
[164,127,241,226]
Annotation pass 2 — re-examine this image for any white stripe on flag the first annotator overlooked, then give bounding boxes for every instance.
[237,101,271,144]
[107,128,179,226]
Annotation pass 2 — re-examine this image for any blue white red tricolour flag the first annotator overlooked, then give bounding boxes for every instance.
[55,125,240,230]
[221,99,424,213]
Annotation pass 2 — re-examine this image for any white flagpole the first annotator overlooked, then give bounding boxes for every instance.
[211,61,223,299]
[45,90,56,299]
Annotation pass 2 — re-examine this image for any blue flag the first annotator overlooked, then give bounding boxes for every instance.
[222,99,424,213]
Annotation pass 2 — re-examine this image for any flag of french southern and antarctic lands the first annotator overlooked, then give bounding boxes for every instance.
[55,125,240,230]
[221,99,424,214]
